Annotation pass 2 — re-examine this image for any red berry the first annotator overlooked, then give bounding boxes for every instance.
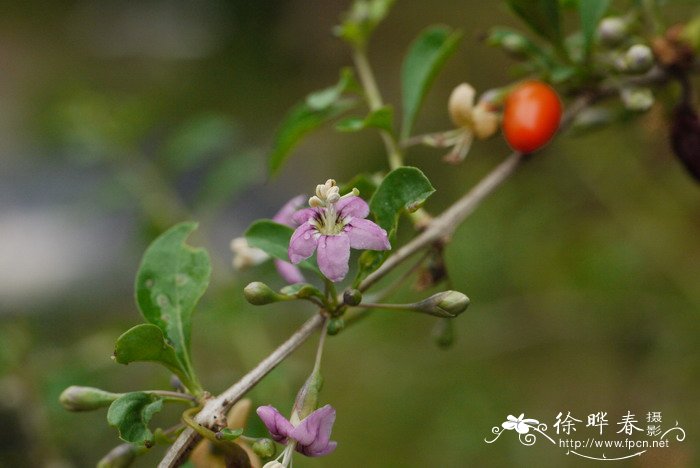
[503,81,562,153]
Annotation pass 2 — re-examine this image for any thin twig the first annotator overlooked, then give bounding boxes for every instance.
[159,314,324,468]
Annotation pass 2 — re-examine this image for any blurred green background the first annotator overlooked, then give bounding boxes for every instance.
[0,1,698,467]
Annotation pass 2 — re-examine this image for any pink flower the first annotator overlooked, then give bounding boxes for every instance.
[288,180,390,282]
[257,404,337,457]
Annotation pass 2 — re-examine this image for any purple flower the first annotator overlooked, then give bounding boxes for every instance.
[288,180,390,282]
[257,404,337,457]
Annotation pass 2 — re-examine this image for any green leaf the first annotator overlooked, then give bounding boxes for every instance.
[335,106,394,133]
[355,167,435,284]
[579,0,610,58]
[335,0,396,47]
[269,101,355,176]
[369,167,435,234]
[507,0,562,46]
[135,222,210,391]
[306,68,359,110]
[113,324,195,389]
[400,26,463,139]
[107,392,164,447]
[245,220,319,273]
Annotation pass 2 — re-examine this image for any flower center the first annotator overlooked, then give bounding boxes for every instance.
[306,178,358,236]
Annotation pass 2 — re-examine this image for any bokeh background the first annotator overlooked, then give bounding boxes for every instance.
[1,1,698,467]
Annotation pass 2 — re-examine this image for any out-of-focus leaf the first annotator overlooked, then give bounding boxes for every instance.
[135,222,210,390]
[161,114,238,173]
[113,324,196,390]
[245,220,319,273]
[507,0,562,46]
[107,393,164,447]
[579,0,610,58]
[487,27,554,65]
[335,106,394,133]
[335,0,396,47]
[269,68,361,176]
[306,68,359,110]
[400,26,463,139]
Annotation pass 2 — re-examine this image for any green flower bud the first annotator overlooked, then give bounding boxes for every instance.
[415,290,470,318]
[625,44,654,73]
[598,17,627,46]
[343,288,362,306]
[252,438,276,459]
[432,318,455,348]
[59,386,120,412]
[501,33,529,59]
[327,318,345,336]
[243,282,288,306]
[621,87,654,112]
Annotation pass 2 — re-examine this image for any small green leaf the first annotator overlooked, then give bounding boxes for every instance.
[578,0,610,58]
[335,0,396,47]
[135,222,210,391]
[269,69,359,176]
[400,26,463,139]
[355,167,435,283]
[369,167,435,233]
[269,100,355,176]
[113,324,195,389]
[507,0,562,46]
[107,393,164,447]
[335,106,394,133]
[245,220,319,273]
[487,27,554,65]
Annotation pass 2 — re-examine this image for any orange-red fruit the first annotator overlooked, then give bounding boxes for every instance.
[503,81,562,153]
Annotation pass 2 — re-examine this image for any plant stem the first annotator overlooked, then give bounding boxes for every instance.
[159,314,324,468]
[352,47,404,170]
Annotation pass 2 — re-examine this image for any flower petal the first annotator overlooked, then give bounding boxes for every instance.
[515,422,530,434]
[346,218,390,251]
[273,195,306,226]
[502,421,517,430]
[292,208,319,225]
[289,223,318,264]
[256,406,294,443]
[336,196,369,219]
[317,235,350,282]
[274,259,305,284]
[291,405,337,457]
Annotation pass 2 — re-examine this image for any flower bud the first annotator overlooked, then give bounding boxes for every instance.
[471,103,500,139]
[620,87,654,112]
[263,461,284,468]
[253,438,276,459]
[327,318,345,336]
[501,33,529,59]
[280,283,324,301]
[448,83,476,128]
[243,282,288,306]
[415,290,470,318]
[60,386,120,412]
[432,318,455,348]
[598,17,627,46]
[292,369,323,421]
[343,288,362,306]
[624,44,654,73]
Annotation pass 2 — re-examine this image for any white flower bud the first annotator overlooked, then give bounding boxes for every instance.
[625,44,654,73]
[598,17,627,46]
[620,87,654,112]
[231,237,269,270]
[448,83,476,128]
[471,103,500,139]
